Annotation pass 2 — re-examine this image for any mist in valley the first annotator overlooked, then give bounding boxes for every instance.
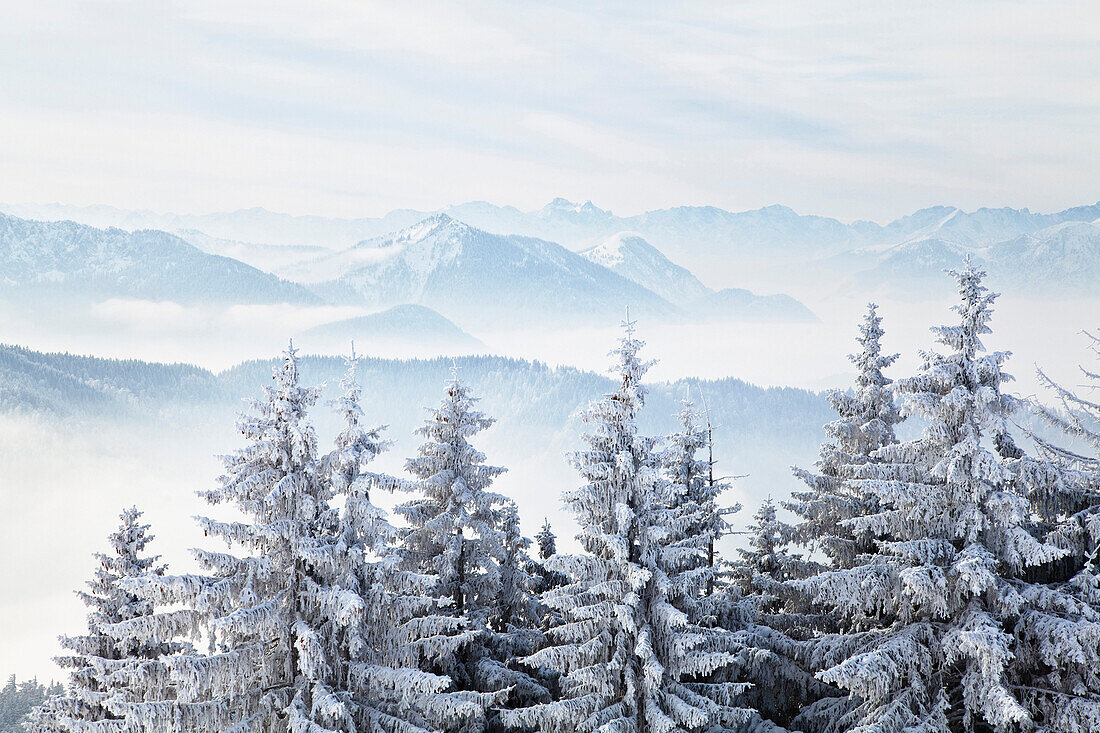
[2,266,1094,683]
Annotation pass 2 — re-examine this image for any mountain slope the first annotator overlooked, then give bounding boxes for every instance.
[300,304,483,352]
[286,215,680,326]
[0,343,832,478]
[581,232,817,321]
[836,220,1100,299]
[176,229,330,271]
[580,232,711,305]
[698,289,819,322]
[986,221,1100,296]
[0,214,320,305]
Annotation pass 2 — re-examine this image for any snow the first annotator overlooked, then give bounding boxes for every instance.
[15,253,1100,733]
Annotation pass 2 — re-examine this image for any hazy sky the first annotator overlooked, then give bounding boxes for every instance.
[1,1,1098,221]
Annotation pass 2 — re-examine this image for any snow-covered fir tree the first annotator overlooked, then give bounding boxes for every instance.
[396,372,509,625]
[105,344,488,732]
[793,260,1100,733]
[316,349,491,732]
[495,501,540,635]
[734,499,806,598]
[1031,329,1100,473]
[661,414,824,730]
[786,302,902,571]
[394,371,548,724]
[535,520,556,561]
[26,507,176,733]
[527,520,568,599]
[703,494,834,732]
[504,319,760,733]
[1028,331,1100,571]
[662,397,739,617]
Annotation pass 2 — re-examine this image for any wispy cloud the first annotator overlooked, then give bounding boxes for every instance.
[0,0,1096,221]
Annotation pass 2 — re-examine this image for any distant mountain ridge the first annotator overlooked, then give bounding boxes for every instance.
[580,232,817,322]
[284,214,681,327]
[837,220,1100,299]
[175,229,330,271]
[3,199,1098,304]
[300,304,483,352]
[8,199,1098,259]
[0,213,319,305]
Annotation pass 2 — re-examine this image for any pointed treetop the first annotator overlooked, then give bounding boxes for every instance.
[535,519,557,560]
[111,506,157,559]
[939,255,999,359]
[278,338,303,387]
[342,343,359,377]
[851,302,899,390]
[609,316,655,392]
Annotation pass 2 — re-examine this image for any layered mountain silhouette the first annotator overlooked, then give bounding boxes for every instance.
[281,214,681,326]
[0,213,319,305]
[580,232,817,321]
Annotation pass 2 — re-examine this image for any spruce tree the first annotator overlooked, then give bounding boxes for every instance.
[105,344,484,732]
[1029,331,1100,571]
[660,401,831,729]
[495,501,540,635]
[794,260,1098,732]
[535,521,556,562]
[662,398,738,620]
[317,350,486,733]
[394,371,548,726]
[396,373,509,627]
[1031,329,1100,473]
[527,520,567,597]
[786,302,902,571]
[26,508,175,733]
[734,499,803,597]
[504,319,757,733]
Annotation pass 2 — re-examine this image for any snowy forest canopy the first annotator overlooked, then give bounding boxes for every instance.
[13,261,1100,733]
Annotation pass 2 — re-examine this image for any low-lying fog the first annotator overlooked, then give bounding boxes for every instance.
[2,292,1091,394]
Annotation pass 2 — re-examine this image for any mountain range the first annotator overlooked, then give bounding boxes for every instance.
[281,214,681,326]
[0,208,819,332]
[1,197,1096,338]
[8,198,1098,269]
[279,215,815,326]
[836,220,1100,299]
[581,232,818,322]
[0,213,318,306]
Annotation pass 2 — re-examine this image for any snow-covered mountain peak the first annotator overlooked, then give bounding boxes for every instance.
[536,198,612,220]
[381,212,468,247]
[581,231,658,267]
[0,212,318,304]
[580,231,711,305]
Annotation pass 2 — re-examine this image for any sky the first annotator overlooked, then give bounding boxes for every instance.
[1,0,1098,222]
